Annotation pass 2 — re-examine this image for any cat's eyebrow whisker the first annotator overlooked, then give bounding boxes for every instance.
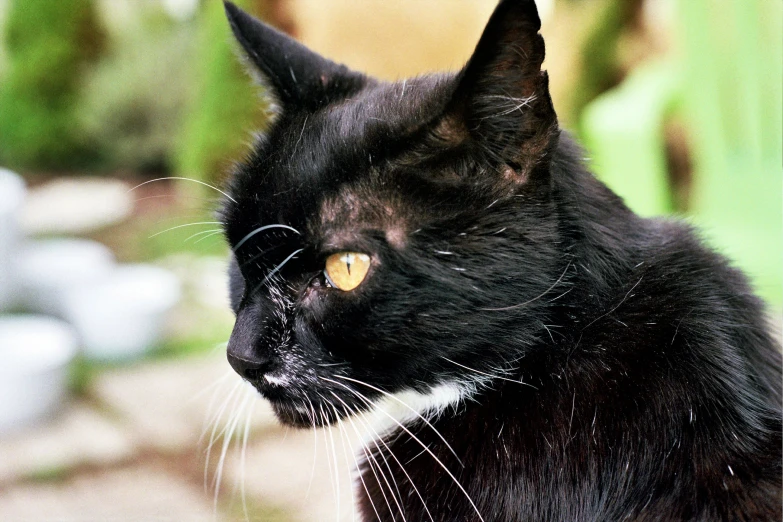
[441,357,539,390]
[237,243,288,270]
[251,248,304,295]
[233,224,301,252]
[127,176,238,204]
[481,261,572,311]
[148,221,225,239]
[322,377,486,522]
[184,228,223,243]
[329,375,463,465]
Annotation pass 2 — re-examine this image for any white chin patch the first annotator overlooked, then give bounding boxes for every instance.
[360,382,470,443]
[264,373,290,387]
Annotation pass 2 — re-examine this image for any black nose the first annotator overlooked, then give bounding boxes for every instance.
[227,351,271,380]
[226,306,273,381]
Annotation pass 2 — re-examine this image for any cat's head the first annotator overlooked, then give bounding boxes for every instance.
[221,0,561,427]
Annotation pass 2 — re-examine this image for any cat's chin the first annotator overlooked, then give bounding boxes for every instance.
[268,399,342,429]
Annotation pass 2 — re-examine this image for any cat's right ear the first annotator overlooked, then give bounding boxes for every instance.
[438,0,558,182]
[223,2,366,112]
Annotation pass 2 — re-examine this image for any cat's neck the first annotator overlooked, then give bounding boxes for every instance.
[550,133,643,296]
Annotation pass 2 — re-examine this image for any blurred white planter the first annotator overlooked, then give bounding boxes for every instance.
[18,239,115,317]
[0,168,26,311]
[0,315,78,434]
[63,264,181,360]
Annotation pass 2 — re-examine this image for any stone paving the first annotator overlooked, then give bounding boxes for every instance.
[0,351,356,522]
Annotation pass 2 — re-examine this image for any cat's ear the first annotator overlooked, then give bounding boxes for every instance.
[223,2,365,112]
[442,0,558,179]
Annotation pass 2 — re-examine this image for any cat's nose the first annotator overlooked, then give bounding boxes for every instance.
[227,351,271,380]
[226,305,273,380]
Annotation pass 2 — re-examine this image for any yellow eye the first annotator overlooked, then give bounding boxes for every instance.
[324,252,371,291]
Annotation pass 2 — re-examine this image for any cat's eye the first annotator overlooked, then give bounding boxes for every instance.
[324,252,371,291]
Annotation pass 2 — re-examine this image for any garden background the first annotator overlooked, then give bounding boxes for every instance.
[0,1,780,520]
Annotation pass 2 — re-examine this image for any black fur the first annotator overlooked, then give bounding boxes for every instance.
[220,1,782,520]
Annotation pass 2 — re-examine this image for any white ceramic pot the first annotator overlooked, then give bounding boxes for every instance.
[18,238,115,317]
[0,315,78,434]
[63,264,181,360]
[0,168,26,311]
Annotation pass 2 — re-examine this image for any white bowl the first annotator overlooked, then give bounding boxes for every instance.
[18,239,115,317]
[0,168,26,311]
[63,264,181,360]
[0,315,78,434]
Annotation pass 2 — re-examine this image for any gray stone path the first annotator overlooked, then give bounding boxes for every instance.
[0,352,355,522]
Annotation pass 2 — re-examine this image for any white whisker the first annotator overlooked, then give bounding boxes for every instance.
[233,224,301,252]
[239,399,254,522]
[252,248,303,294]
[320,402,342,522]
[213,389,252,511]
[184,228,223,243]
[333,391,435,522]
[305,397,319,499]
[331,404,358,522]
[324,378,485,522]
[331,375,463,465]
[127,176,238,203]
[148,221,223,239]
[339,403,384,522]
[202,379,243,492]
[441,357,539,390]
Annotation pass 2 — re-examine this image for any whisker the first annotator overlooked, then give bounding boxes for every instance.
[233,224,301,252]
[330,404,359,522]
[202,379,243,492]
[320,402,342,522]
[338,403,384,522]
[304,397,319,499]
[341,402,406,522]
[331,375,463,465]
[239,400,254,522]
[130,193,220,205]
[324,378,486,522]
[237,243,291,272]
[441,357,539,390]
[184,228,223,243]
[213,389,252,511]
[333,392,435,522]
[251,248,303,294]
[127,176,238,203]
[148,221,224,239]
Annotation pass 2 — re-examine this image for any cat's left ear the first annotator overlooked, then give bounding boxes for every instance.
[442,0,558,180]
[224,2,366,112]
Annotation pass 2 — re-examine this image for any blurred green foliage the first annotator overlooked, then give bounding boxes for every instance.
[80,7,194,173]
[174,0,269,184]
[0,0,105,169]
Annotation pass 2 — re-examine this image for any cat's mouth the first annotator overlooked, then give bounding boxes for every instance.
[248,377,361,428]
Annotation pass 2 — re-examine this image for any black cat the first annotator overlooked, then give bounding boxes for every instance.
[220,1,782,520]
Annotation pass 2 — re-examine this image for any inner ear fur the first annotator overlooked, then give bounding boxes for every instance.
[224,1,366,112]
[440,0,559,178]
